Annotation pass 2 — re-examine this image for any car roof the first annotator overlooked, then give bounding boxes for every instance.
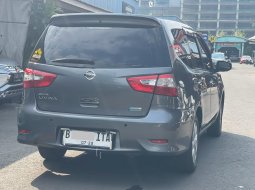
[51,13,159,21]
[51,13,161,25]
[158,19,193,30]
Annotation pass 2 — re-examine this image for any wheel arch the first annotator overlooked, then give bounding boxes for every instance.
[221,90,225,109]
[195,106,202,131]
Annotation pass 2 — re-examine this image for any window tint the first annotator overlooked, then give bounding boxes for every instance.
[187,36,200,59]
[196,38,208,59]
[172,29,193,68]
[30,26,171,68]
[172,29,203,69]
[172,29,191,57]
[186,35,205,69]
[196,36,211,70]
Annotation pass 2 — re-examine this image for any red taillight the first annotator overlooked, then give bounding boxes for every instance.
[127,74,177,97]
[24,68,56,89]
[154,74,177,96]
[127,75,158,93]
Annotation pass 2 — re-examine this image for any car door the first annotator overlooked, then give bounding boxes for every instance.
[185,34,213,126]
[171,29,213,126]
[196,35,220,121]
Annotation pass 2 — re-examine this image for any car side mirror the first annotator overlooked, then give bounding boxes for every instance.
[216,61,231,72]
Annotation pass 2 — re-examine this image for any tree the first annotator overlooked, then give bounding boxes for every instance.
[217,30,225,37]
[209,35,216,43]
[233,30,246,38]
[22,0,59,68]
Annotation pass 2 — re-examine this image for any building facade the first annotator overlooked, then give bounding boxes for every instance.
[138,0,255,37]
[81,0,139,14]
[139,0,181,18]
[56,0,110,13]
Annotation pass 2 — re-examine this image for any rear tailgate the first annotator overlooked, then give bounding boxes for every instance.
[30,65,171,117]
[28,15,171,117]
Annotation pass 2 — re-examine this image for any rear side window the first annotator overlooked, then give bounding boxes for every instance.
[30,25,171,68]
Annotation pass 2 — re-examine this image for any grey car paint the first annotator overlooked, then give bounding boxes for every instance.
[17,14,225,157]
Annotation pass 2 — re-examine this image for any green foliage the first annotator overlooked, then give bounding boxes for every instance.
[209,35,216,43]
[215,30,246,40]
[217,30,225,37]
[233,30,246,38]
[23,0,58,68]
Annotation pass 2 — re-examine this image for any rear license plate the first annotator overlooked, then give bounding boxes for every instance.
[62,129,114,149]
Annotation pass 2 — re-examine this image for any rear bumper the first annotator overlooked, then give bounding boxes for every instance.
[240,60,253,64]
[230,57,239,62]
[0,83,23,101]
[17,105,194,156]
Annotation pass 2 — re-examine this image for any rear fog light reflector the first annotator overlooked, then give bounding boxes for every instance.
[18,129,31,134]
[149,139,168,144]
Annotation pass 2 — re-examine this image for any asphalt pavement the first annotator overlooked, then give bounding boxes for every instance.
[0,64,255,190]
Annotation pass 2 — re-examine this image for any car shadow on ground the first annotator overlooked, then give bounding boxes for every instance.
[31,132,255,190]
[0,103,37,169]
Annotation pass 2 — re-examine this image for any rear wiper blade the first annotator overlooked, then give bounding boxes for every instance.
[51,58,95,65]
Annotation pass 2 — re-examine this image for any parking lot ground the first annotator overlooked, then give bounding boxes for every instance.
[0,104,36,169]
[0,63,255,190]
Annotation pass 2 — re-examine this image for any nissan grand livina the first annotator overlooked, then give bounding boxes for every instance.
[17,14,231,173]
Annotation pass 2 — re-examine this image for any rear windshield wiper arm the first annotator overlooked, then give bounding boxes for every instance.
[51,58,95,65]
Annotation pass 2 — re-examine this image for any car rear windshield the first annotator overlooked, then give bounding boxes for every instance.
[30,25,171,68]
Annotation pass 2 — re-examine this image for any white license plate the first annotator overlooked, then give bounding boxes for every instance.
[62,129,114,149]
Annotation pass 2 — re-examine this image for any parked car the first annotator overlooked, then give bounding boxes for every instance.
[240,55,253,64]
[229,55,240,62]
[0,58,23,104]
[212,52,232,70]
[17,14,231,173]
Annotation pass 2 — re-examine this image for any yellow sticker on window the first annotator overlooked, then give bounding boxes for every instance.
[32,48,43,61]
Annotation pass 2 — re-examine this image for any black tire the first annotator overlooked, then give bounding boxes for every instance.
[176,117,199,173]
[38,146,66,160]
[207,102,223,137]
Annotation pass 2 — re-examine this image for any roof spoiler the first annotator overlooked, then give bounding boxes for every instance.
[50,14,161,27]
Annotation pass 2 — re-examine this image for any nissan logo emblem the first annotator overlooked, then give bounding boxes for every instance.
[84,70,96,80]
